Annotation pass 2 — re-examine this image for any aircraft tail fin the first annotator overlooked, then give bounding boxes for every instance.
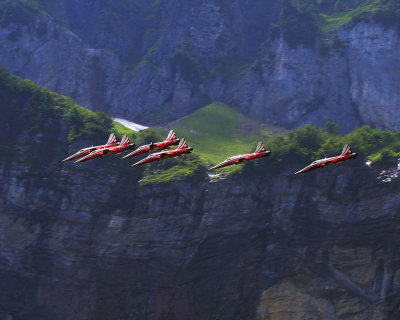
[254,141,267,153]
[177,138,188,149]
[107,133,118,145]
[341,144,352,156]
[120,135,132,145]
[165,129,178,141]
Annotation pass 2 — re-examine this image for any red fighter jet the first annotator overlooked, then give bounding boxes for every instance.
[62,133,119,162]
[75,135,135,163]
[210,142,271,170]
[132,138,193,166]
[122,130,180,159]
[295,144,357,174]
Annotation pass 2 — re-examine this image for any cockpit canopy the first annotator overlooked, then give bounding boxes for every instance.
[226,155,242,162]
[79,147,93,152]
[149,152,161,157]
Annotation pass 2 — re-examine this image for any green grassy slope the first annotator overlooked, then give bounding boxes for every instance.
[319,0,384,33]
[154,102,283,167]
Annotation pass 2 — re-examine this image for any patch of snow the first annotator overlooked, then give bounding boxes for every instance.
[377,161,400,183]
[208,172,225,182]
[113,118,148,132]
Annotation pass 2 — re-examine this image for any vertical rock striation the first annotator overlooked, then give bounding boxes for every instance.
[1,125,400,319]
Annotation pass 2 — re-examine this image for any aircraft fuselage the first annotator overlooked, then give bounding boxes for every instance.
[75,143,135,163]
[122,139,180,159]
[63,142,119,162]
[211,151,271,170]
[132,147,193,166]
[295,152,357,174]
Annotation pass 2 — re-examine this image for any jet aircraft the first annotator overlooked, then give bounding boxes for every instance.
[62,133,119,162]
[132,138,193,166]
[122,130,180,159]
[295,144,357,174]
[210,142,271,170]
[75,135,135,163]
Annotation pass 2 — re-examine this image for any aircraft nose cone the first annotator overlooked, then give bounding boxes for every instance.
[74,157,87,163]
[62,154,76,162]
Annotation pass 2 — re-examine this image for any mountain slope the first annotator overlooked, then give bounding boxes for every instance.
[156,103,281,165]
[1,0,400,131]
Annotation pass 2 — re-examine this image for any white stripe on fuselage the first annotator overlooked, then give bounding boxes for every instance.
[311,156,339,165]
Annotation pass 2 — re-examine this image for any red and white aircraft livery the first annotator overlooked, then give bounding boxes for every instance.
[295,144,357,175]
[132,138,193,166]
[75,135,135,163]
[62,133,119,162]
[122,130,180,159]
[210,142,271,170]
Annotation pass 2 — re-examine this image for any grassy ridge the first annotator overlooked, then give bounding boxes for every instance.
[139,154,207,185]
[155,103,281,166]
[275,0,400,48]
[320,1,383,33]
[140,102,280,181]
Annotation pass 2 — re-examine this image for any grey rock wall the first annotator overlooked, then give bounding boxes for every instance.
[1,122,400,319]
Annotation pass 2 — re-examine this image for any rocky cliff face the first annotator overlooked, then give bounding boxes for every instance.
[1,117,400,319]
[1,1,400,131]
